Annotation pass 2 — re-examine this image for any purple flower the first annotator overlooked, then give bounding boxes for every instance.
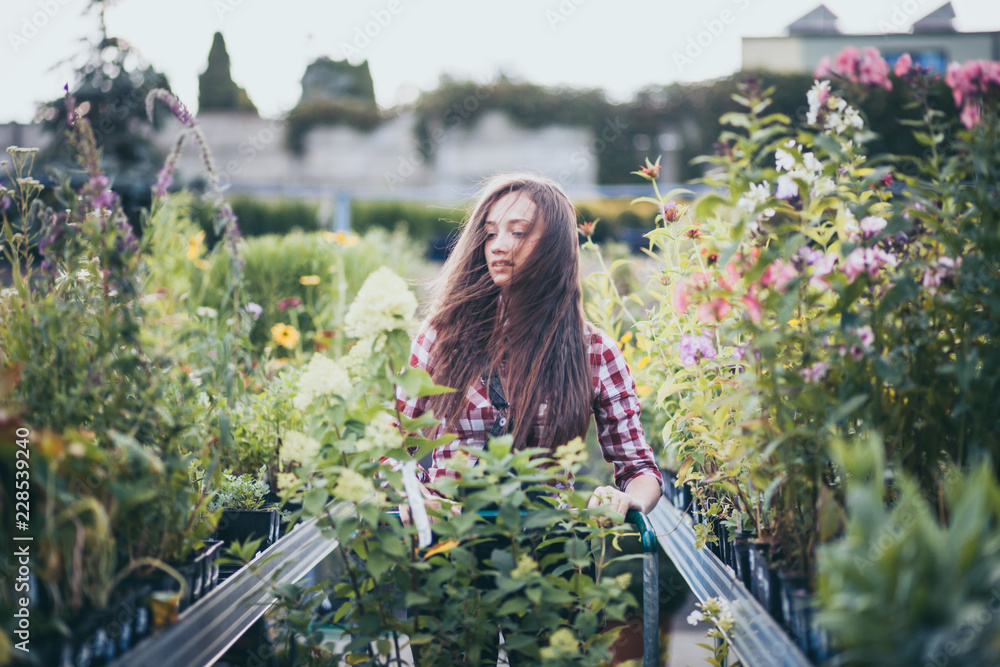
[278,297,302,311]
[854,325,875,349]
[246,302,263,320]
[800,361,828,383]
[678,334,717,367]
[92,189,116,210]
[798,247,824,265]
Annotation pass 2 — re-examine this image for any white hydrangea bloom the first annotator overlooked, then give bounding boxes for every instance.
[342,335,385,380]
[332,468,375,503]
[293,353,353,410]
[344,267,418,339]
[281,430,321,465]
[365,411,403,450]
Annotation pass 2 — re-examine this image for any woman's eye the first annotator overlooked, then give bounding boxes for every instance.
[485,233,496,240]
[513,231,524,238]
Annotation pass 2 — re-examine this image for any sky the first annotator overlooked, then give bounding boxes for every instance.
[2,0,1000,124]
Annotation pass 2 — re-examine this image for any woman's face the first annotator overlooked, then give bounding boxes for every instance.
[484,191,542,287]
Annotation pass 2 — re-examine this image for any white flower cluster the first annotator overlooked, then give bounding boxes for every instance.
[736,180,775,230]
[774,139,836,200]
[807,80,864,134]
[292,353,353,410]
[359,411,403,452]
[341,335,386,381]
[332,468,375,503]
[281,430,321,465]
[344,267,417,339]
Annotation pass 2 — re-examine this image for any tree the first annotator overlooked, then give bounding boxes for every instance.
[298,57,376,106]
[198,32,258,113]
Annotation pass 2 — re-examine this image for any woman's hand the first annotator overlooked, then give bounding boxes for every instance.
[587,485,638,524]
[398,480,461,526]
[587,475,662,524]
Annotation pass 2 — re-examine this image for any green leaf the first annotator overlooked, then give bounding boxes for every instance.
[303,488,327,515]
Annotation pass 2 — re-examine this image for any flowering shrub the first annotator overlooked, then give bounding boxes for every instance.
[623,44,1000,659]
[0,91,222,644]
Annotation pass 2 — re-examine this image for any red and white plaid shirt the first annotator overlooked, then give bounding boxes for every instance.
[396,320,662,491]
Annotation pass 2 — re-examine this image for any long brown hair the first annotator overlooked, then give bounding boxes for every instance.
[425,173,592,451]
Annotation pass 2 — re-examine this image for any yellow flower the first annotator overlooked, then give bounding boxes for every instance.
[276,472,298,492]
[637,355,651,369]
[271,323,300,349]
[511,554,539,580]
[619,331,633,347]
[540,628,579,660]
[323,231,360,246]
[299,275,320,286]
[187,231,206,260]
[788,318,801,327]
[554,437,587,470]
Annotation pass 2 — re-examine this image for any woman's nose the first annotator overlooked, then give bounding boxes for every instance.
[491,230,513,253]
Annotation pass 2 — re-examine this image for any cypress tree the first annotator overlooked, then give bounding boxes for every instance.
[199,32,257,113]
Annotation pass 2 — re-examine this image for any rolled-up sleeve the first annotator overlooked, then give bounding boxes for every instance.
[591,331,663,490]
[390,321,440,482]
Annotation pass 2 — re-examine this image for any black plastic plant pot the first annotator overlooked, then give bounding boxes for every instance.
[808,604,836,662]
[749,541,783,623]
[60,614,100,667]
[716,522,730,565]
[681,482,694,515]
[215,509,280,549]
[732,532,754,590]
[778,571,811,649]
[197,539,225,596]
[175,559,201,611]
[662,470,678,504]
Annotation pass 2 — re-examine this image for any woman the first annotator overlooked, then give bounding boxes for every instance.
[396,173,662,518]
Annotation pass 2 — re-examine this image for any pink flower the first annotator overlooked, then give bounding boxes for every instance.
[741,287,762,322]
[718,262,740,292]
[672,281,689,314]
[858,47,892,91]
[843,248,869,282]
[660,199,682,223]
[809,252,838,289]
[800,361,828,384]
[893,53,912,78]
[860,216,887,237]
[833,46,861,83]
[854,325,875,349]
[961,99,982,130]
[946,62,969,107]
[760,260,797,293]
[922,256,962,295]
[697,298,732,323]
[278,296,303,311]
[814,56,832,78]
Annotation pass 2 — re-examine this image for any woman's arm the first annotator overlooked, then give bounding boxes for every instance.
[590,331,664,519]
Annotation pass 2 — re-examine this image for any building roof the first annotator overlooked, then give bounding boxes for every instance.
[912,2,956,33]
[787,5,840,35]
